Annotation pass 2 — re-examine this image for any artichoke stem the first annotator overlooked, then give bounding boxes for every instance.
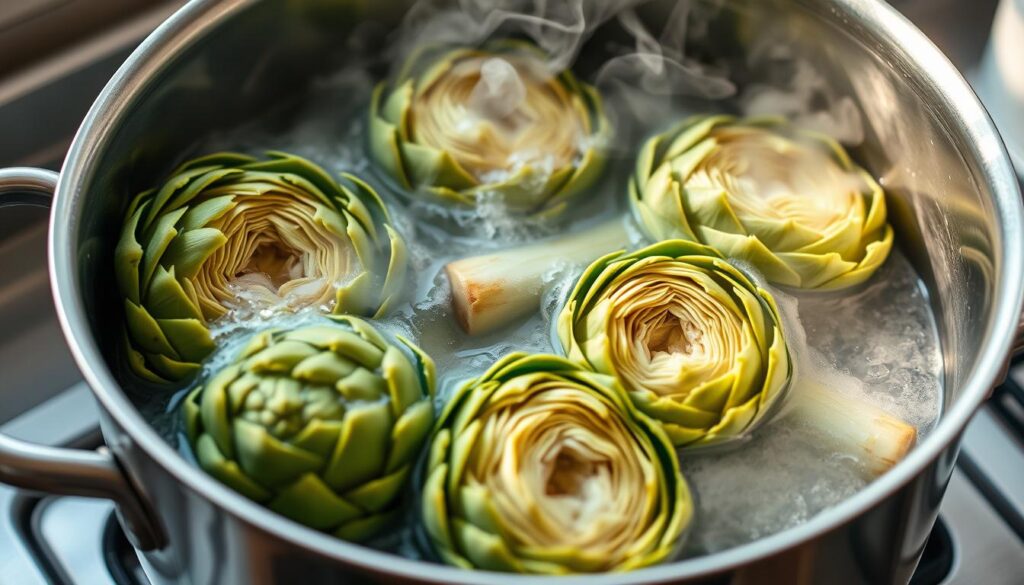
[789,380,917,478]
[446,219,630,335]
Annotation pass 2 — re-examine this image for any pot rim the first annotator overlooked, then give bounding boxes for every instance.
[48,0,1024,582]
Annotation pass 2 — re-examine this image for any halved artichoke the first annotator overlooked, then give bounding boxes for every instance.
[369,40,609,217]
[557,240,791,447]
[631,115,893,289]
[115,151,406,383]
[183,315,434,542]
[422,352,691,574]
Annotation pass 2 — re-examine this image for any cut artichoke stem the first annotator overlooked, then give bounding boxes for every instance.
[788,379,917,477]
[445,219,630,335]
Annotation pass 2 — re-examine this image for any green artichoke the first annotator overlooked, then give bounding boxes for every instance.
[422,352,691,574]
[369,40,609,217]
[183,315,434,542]
[557,240,791,447]
[630,115,893,290]
[115,151,406,383]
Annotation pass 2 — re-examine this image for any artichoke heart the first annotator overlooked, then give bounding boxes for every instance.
[183,315,435,542]
[631,115,893,290]
[115,151,407,383]
[369,40,609,217]
[558,240,792,447]
[422,352,691,574]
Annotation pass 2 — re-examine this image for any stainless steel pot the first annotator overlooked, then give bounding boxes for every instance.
[0,0,1021,583]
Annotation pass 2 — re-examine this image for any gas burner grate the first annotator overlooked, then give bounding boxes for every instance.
[957,355,1024,543]
[908,518,954,585]
[102,511,148,585]
[995,355,1024,441]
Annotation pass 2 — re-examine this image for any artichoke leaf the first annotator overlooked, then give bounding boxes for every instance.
[268,472,363,529]
[157,318,216,363]
[144,266,203,321]
[196,434,271,502]
[233,419,324,488]
[343,465,410,513]
[321,401,392,492]
[291,351,358,385]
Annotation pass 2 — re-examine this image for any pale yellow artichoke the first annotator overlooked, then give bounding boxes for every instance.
[114,152,406,383]
[558,240,791,447]
[631,115,893,290]
[421,353,691,574]
[369,40,609,217]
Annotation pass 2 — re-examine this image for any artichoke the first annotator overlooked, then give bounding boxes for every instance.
[369,40,609,217]
[115,151,406,383]
[422,352,691,574]
[183,315,434,542]
[557,240,791,447]
[630,115,893,290]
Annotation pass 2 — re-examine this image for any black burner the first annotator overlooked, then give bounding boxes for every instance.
[103,512,148,585]
[909,519,954,585]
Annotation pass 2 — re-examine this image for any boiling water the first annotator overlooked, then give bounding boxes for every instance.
[679,254,941,554]
[137,51,941,561]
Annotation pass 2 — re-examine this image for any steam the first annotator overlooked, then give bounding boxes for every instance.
[595,5,736,100]
[740,43,865,145]
[393,0,739,151]
[469,58,528,121]
[395,0,631,72]
[394,0,734,95]
[593,3,737,142]
[388,0,870,234]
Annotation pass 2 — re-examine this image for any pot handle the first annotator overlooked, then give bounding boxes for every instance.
[0,167,165,551]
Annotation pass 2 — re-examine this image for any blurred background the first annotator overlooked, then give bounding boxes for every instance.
[0,1,1020,584]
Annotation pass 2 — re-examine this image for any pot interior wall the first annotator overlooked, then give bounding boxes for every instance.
[77,0,997,458]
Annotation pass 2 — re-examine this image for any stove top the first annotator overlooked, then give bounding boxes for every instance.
[0,386,146,585]
[1,373,1022,584]
[0,1,1022,584]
